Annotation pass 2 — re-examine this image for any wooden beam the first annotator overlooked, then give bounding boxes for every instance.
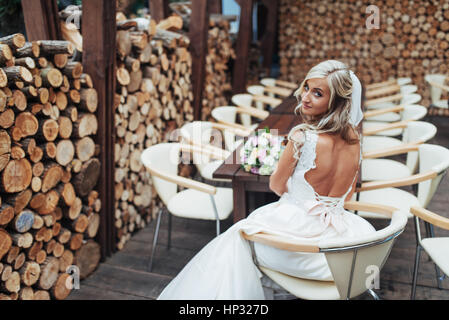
[260,0,278,76]
[149,0,170,22]
[189,0,209,120]
[21,0,61,40]
[232,0,254,94]
[82,0,117,259]
[209,0,222,14]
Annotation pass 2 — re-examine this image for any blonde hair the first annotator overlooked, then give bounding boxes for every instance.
[288,60,359,156]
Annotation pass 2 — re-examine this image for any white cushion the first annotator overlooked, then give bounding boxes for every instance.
[363,121,403,136]
[362,136,403,152]
[167,187,233,220]
[365,112,401,122]
[199,160,231,182]
[421,237,449,276]
[259,266,340,300]
[352,187,417,218]
[362,159,411,181]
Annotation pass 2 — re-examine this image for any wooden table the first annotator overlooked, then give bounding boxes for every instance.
[213,95,301,222]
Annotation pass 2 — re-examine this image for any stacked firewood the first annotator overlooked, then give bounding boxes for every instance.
[0,34,101,300]
[278,0,449,111]
[113,13,194,250]
[169,1,236,120]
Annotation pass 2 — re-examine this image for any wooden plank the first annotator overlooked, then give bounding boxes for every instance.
[232,0,254,94]
[189,0,209,120]
[67,283,150,300]
[271,94,298,114]
[208,0,222,14]
[260,0,278,76]
[149,0,170,22]
[82,0,117,260]
[22,0,61,40]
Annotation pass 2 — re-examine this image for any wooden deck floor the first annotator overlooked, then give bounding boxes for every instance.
[67,116,449,300]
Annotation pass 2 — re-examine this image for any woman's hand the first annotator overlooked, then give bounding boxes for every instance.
[269,132,302,196]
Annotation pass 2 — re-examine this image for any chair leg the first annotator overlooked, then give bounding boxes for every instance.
[167,211,172,250]
[209,194,220,236]
[368,289,380,300]
[411,245,422,300]
[149,208,163,272]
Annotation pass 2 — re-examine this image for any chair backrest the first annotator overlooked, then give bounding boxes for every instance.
[401,93,421,105]
[417,144,449,207]
[425,74,447,103]
[400,104,427,121]
[180,121,224,172]
[260,78,276,87]
[399,84,417,95]
[246,86,266,109]
[320,209,407,299]
[210,106,244,150]
[141,143,181,205]
[402,121,437,173]
[397,77,412,86]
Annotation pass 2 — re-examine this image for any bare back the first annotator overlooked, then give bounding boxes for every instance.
[304,131,360,198]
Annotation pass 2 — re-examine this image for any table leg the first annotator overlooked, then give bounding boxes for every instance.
[232,180,247,223]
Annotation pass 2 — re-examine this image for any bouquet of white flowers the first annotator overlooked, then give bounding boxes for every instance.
[240,128,285,175]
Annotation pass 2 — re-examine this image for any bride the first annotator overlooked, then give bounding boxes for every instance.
[158,60,376,300]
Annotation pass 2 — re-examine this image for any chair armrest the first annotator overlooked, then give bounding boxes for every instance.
[362,142,419,159]
[236,106,269,119]
[181,141,230,160]
[410,206,449,231]
[366,79,397,91]
[365,84,401,99]
[344,200,398,217]
[240,231,320,253]
[363,105,405,119]
[356,170,438,192]
[211,122,252,136]
[427,80,449,93]
[365,93,403,107]
[275,79,297,90]
[264,85,292,97]
[145,164,217,195]
[363,120,410,136]
[252,94,282,107]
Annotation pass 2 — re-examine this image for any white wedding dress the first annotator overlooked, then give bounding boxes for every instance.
[157,130,375,300]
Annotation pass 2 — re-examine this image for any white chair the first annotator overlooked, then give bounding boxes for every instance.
[424,74,449,110]
[365,93,421,110]
[232,93,282,111]
[361,121,437,181]
[211,106,267,151]
[410,206,449,299]
[353,144,449,219]
[141,143,234,271]
[180,121,236,182]
[365,84,417,101]
[362,121,437,153]
[242,201,408,300]
[363,105,428,137]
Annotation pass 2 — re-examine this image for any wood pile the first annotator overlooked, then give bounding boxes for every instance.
[169,1,236,120]
[0,34,101,300]
[113,13,194,250]
[278,0,449,112]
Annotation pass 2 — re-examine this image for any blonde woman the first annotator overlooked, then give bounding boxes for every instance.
[158,60,375,300]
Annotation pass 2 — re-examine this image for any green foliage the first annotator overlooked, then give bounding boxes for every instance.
[0,0,22,18]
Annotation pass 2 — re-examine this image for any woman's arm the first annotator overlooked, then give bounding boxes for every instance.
[269,132,302,196]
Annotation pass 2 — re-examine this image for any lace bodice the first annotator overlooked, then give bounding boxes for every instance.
[281,130,361,233]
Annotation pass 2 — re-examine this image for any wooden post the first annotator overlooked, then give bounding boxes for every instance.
[82,0,117,259]
[21,0,61,40]
[149,0,170,22]
[189,0,209,120]
[209,0,222,14]
[232,0,254,94]
[260,0,278,76]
